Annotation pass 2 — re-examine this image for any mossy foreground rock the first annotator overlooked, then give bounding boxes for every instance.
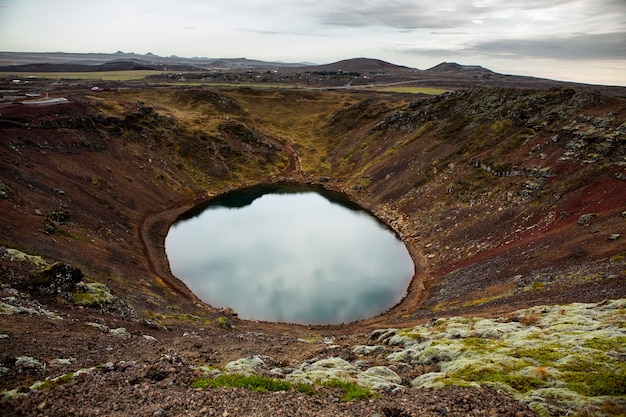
[22,262,83,295]
[71,282,116,307]
[378,299,626,416]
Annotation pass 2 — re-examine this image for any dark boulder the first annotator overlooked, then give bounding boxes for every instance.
[21,262,84,295]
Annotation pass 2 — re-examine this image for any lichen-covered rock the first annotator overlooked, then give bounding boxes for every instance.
[356,366,402,391]
[411,372,450,389]
[15,356,44,370]
[49,358,75,367]
[0,298,63,319]
[352,345,386,355]
[471,319,523,339]
[86,322,110,332]
[369,328,397,344]
[286,357,357,385]
[225,355,265,376]
[109,327,128,338]
[387,299,626,416]
[522,388,590,417]
[72,282,116,306]
[4,248,47,268]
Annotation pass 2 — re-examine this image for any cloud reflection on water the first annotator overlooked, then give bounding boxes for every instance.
[166,190,414,324]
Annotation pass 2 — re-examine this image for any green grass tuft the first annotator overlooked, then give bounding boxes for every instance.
[322,379,375,402]
[191,374,313,394]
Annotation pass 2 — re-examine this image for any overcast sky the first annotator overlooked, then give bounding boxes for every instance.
[1,0,625,86]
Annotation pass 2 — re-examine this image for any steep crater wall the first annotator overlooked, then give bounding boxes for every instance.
[0,87,624,326]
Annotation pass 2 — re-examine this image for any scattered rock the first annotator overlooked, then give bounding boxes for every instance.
[109,327,128,338]
[353,345,386,355]
[218,307,238,317]
[0,298,63,319]
[608,233,621,241]
[86,322,110,332]
[140,318,169,330]
[0,180,11,198]
[49,358,75,367]
[577,213,598,226]
[15,356,44,371]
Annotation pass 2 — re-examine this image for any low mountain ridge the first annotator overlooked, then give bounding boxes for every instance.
[0,51,307,71]
[0,60,156,73]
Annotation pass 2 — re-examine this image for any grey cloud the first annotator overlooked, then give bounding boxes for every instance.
[399,32,626,61]
[303,0,626,32]
[473,32,626,60]
[241,28,331,37]
[309,0,478,29]
[398,47,471,58]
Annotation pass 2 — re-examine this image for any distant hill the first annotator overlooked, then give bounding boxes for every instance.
[425,62,494,74]
[295,58,413,73]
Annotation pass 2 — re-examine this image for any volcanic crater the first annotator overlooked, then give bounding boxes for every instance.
[1,75,625,416]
